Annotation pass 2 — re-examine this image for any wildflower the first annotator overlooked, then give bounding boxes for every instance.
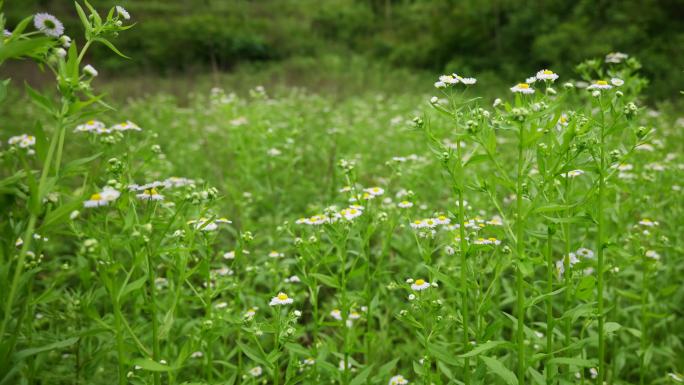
[268,250,284,258]
[434,215,450,225]
[269,292,293,306]
[136,188,164,201]
[188,217,232,231]
[536,69,559,82]
[460,77,477,85]
[349,311,361,320]
[8,134,36,149]
[576,247,595,259]
[249,366,263,377]
[410,278,430,291]
[190,351,203,358]
[486,216,503,226]
[3,29,10,38]
[564,169,584,178]
[611,78,624,86]
[33,13,64,37]
[83,64,98,77]
[398,200,413,208]
[556,252,580,278]
[526,77,537,84]
[364,187,385,196]
[59,35,71,47]
[340,207,362,221]
[55,48,67,58]
[111,121,142,132]
[285,275,300,283]
[115,5,131,20]
[330,309,342,321]
[302,358,315,366]
[338,360,353,371]
[510,83,535,94]
[438,74,459,85]
[493,98,502,107]
[83,187,120,208]
[638,218,658,227]
[267,148,282,157]
[645,250,660,260]
[605,52,628,64]
[587,80,612,90]
[244,307,257,320]
[473,237,502,245]
[389,375,409,385]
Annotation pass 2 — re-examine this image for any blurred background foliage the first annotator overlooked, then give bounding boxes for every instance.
[4,0,684,100]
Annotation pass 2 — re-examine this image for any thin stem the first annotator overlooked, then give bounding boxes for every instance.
[545,225,554,384]
[597,100,606,385]
[455,138,471,385]
[147,251,161,385]
[516,121,526,384]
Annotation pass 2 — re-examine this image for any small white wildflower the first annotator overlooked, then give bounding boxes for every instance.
[410,278,430,291]
[510,83,535,94]
[33,13,64,37]
[269,292,293,306]
[83,64,98,77]
[115,5,131,20]
[536,69,559,82]
[389,375,409,385]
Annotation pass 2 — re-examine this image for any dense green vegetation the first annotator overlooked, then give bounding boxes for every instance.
[1,2,683,385]
[4,0,684,100]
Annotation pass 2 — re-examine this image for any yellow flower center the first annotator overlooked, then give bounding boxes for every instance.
[596,80,608,85]
[413,220,422,225]
[518,83,530,89]
[543,70,553,75]
[438,215,447,220]
[415,279,425,286]
[489,237,497,241]
[90,193,102,200]
[87,120,95,125]
[277,293,288,301]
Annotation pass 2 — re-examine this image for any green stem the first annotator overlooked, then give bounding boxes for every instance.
[455,139,471,385]
[597,101,606,385]
[273,309,281,385]
[545,225,554,384]
[516,121,526,384]
[114,302,127,385]
[147,251,161,385]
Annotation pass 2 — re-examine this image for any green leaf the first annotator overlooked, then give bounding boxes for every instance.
[349,364,373,385]
[14,337,79,360]
[237,340,270,369]
[131,358,174,372]
[459,340,508,358]
[24,82,55,115]
[525,287,566,308]
[480,356,518,385]
[604,322,621,333]
[94,37,130,59]
[74,2,92,33]
[548,357,597,367]
[311,273,340,289]
[0,37,52,62]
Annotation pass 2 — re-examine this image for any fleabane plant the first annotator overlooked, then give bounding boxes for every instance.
[0,1,132,381]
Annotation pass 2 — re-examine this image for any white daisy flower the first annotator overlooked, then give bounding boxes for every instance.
[84,187,121,208]
[638,218,658,227]
[423,218,437,228]
[8,134,36,149]
[188,217,232,231]
[536,69,559,82]
[410,219,425,229]
[365,187,385,196]
[3,29,11,37]
[340,207,362,221]
[223,251,236,259]
[115,5,131,20]
[605,52,628,64]
[439,74,459,85]
[244,307,258,320]
[136,188,164,201]
[587,80,612,90]
[486,216,503,226]
[190,351,203,358]
[645,250,660,260]
[164,177,195,188]
[338,360,353,371]
[576,247,594,259]
[556,252,580,278]
[526,77,537,84]
[269,292,293,306]
[493,98,503,107]
[330,309,343,321]
[611,78,624,86]
[460,77,477,85]
[33,13,64,37]
[434,81,446,89]
[55,48,67,58]
[267,148,282,157]
[349,311,361,320]
[285,275,300,283]
[389,375,409,385]
[268,250,284,258]
[398,200,413,208]
[111,121,142,132]
[249,366,263,377]
[434,215,450,225]
[302,358,315,366]
[82,64,98,77]
[473,237,501,245]
[510,83,535,94]
[410,278,430,291]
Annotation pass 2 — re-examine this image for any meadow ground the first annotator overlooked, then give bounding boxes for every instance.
[1,4,683,385]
